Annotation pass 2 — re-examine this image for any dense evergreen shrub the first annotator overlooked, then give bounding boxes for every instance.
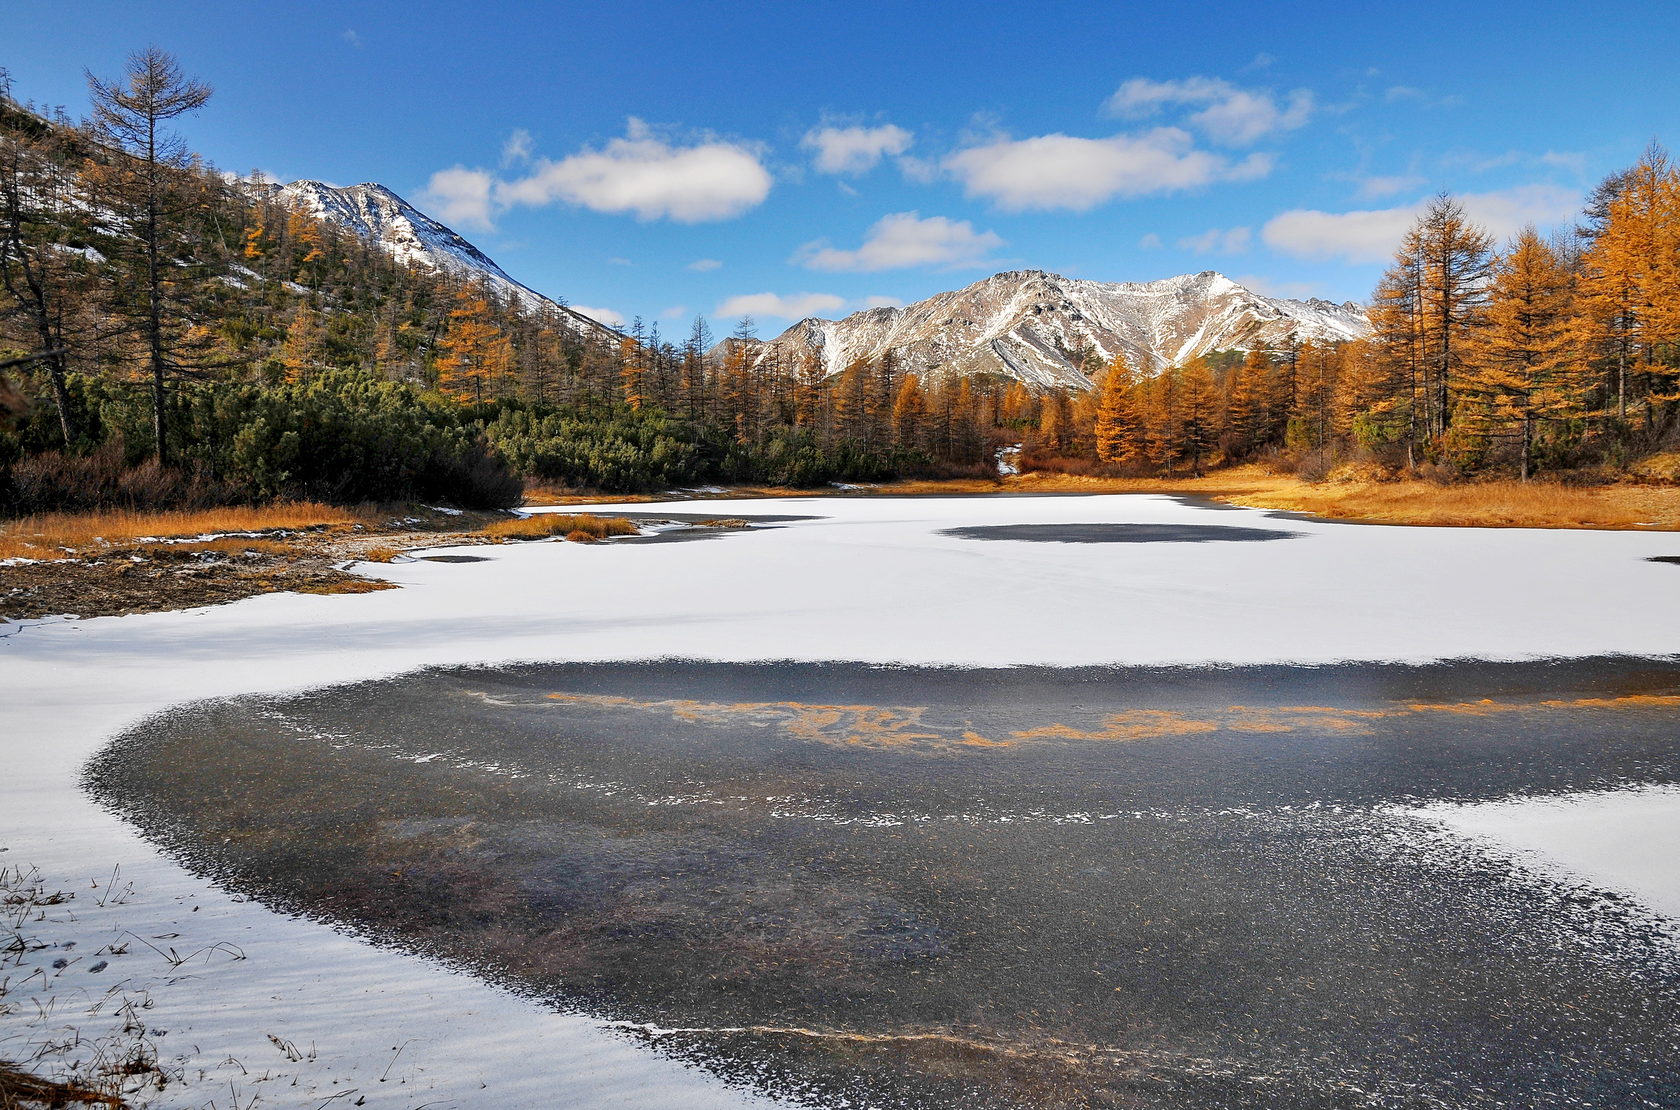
[485,405,715,492]
[1,370,522,513]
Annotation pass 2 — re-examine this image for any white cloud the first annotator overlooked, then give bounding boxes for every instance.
[715,292,848,321]
[1446,148,1589,176]
[495,119,771,223]
[341,28,362,48]
[608,256,633,266]
[1107,76,1229,116]
[945,128,1272,212]
[896,155,939,184]
[571,305,626,327]
[687,258,722,272]
[1177,226,1252,253]
[1261,207,1420,264]
[1138,232,1164,249]
[1385,85,1462,109]
[501,129,533,167]
[1461,185,1582,240]
[801,124,913,175]
[860,295,904,310]
[1539,150,1587,172]
[1192,89,1313,146]
[660,305,689,320]
[419,166,496,232]
[1261,185,1582,264]
[796,211,1004,272]
[1355,173,1427,199]
[1105,77,1313,146]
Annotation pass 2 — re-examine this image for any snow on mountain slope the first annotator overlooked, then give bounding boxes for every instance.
[751,270,1369,391]
[273,180,618,340]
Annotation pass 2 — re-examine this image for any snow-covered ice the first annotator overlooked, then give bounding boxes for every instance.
[4,492,1679,1105]
[1411,785,1680,923]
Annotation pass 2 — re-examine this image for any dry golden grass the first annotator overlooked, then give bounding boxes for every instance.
[524,484,836,506]
[0,503,362,561]
[359,545,404,563]
[1214,474,1680,530]
[482,513,639,542]
[0,1061,126,1108]
[293,578,400,595]
[564,529,599,543]
[516,465,1680,532]
[868,466,1680,531]
[520,486,658,507]
[1627,451,1680,483]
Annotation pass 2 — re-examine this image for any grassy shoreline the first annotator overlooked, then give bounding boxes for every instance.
[5,472,1677,623]
[0,504,640,621]
[534,465,1680,532]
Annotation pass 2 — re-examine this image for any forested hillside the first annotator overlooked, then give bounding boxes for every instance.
[4,52,1679,516]
[0,54,985,512]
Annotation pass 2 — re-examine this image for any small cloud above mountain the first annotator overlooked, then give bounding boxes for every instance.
[795,212,1003,272]
[1105,76,1314,146]
[801,123,913,175]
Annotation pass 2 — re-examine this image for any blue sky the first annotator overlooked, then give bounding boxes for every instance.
[7,1,1676,334]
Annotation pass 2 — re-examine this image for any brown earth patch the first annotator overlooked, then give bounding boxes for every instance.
[0,506,515,622]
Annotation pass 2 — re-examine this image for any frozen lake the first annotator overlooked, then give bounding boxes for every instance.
[4,492,1680,1108]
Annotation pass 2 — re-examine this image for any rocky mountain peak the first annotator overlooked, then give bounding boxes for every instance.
[747,269,1368,392]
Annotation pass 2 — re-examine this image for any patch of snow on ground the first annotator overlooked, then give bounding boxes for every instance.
[1409,785,1680,923]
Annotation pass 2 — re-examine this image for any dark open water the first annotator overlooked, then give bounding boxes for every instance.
[88,659,1680,1109]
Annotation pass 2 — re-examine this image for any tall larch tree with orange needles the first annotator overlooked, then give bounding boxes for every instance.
[1465,229,1581,478]
[998,381,1035,431]
[277,302,327,383]
[618,329,648,410]
[1093,353,1144,466]
[1037,390,1070,455]
[891,372,928,450]
[1288,340,1342,454]
[1571,149,1680,426]
[435,282,506,404]
[1176,357,1220,476]
[1417,196,1494,436]
[1226,349,1271,457]
[1141,369,1178,475]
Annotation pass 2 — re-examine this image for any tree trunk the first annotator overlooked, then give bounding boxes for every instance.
[145,118,169,467]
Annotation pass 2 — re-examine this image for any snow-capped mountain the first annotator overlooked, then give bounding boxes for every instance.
[748,270,1368,391]
[270,180,617,339]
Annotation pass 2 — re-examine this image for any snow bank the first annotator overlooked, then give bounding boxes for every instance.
[1410,785,1680,923]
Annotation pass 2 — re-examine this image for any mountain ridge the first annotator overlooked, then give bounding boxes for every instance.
[263,179,618,341]
[255,179,1365,392]
[741,269,1368,391]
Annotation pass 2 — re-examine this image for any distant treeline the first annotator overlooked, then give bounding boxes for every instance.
[1027,156,1680,483]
